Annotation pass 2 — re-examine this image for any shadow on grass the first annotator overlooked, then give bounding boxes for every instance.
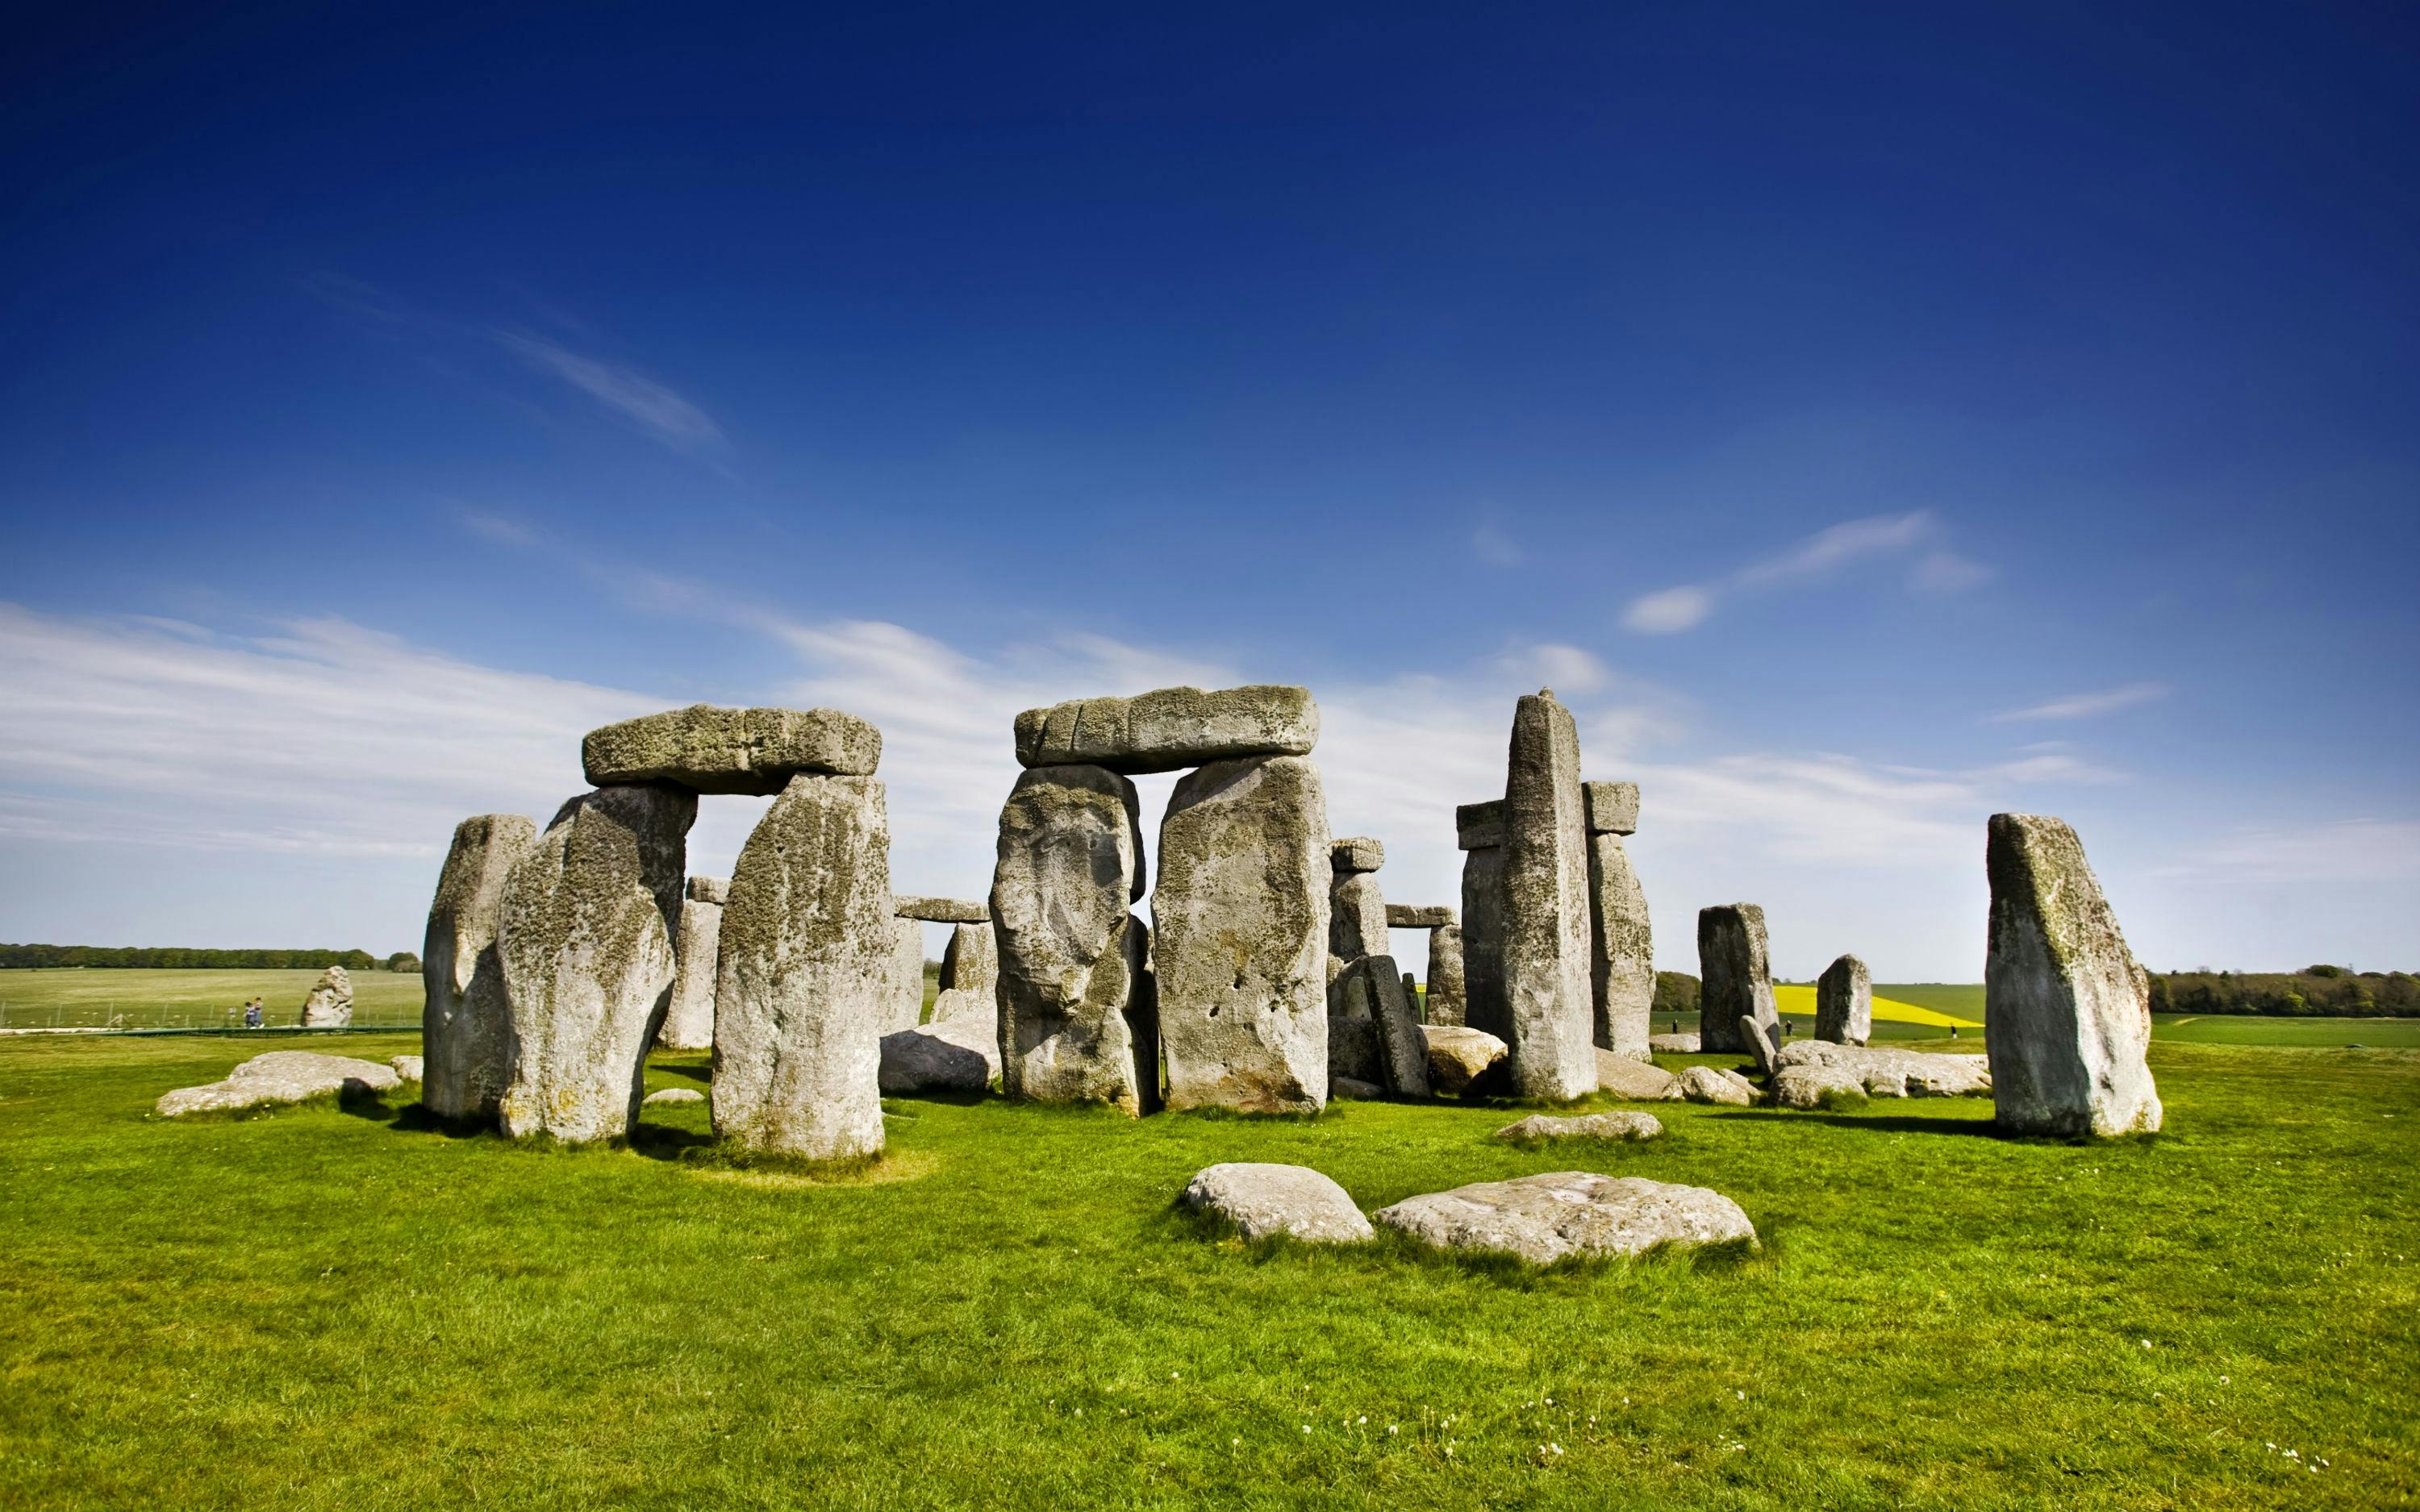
[1709,1107,2154,1147]
[652,1062,713,1085]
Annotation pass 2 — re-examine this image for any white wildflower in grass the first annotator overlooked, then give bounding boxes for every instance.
[1229,1438,1239,1447]
[1357,1415,1366,1425]
[1073,1407,1083,1417]
[1301,1425,1311,1435]
[1544,1397,1553,1406]
[1388,1425,1399,1435]
[1550,1443,1564,1456]
[1734,1389,1746,1401]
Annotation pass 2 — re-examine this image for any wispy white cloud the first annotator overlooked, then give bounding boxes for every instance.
[1621,585,1713,635]
[1988,682,2169,723]
[1471,523,1524,567]
[1621,509,1991,635]
[2150,820,2420,885]
[494,331,726,453]
[1735,511,1934,586]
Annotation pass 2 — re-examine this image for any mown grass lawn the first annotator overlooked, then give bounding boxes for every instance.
[0,968,426,1031]
[2,1031,2414,1510]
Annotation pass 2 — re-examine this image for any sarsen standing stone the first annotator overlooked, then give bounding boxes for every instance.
[1583,781,1652,1062]
[1815,952,1871,1047]
[657,875,728,1052]
[423,813,538,1119]
[1698,903,1778,1056]
[1497,693,1595,1100]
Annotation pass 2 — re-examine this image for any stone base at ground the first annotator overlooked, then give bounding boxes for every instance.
[1596,1049,1680,1101]
[1373,1172,1754,1264]
[156,1052,401,1118]
[1421,1024,1506,1094]
[1494,1111,1663,1143]
[879,1017,1002,1095]
[1183,1162,1373,1243]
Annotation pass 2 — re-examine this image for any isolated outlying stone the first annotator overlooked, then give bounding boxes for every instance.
[582,704,880,793]
[421,813,537,1120]
[1497,692,1596,1100]
[1596,1049,1681,1101]
[1421,1023,1506,1094]
[878,1017,1000,1095]
[1677,1064,1755,1106]
[1425,923,1467,1027]
[1816,953,1871,1046]
[1385,903,1454,929]
[1374,1172,1754,1264]
[1495,1111,1663,1143]
[299,965,353,1028]
[1584,782,1653,1061]
[156,1052,402,1118]
[895,895,987,923]
[1698,903,1778,1055]
[1015,684,1319,773]
[1986,814,2162,1138]
[1184,1163,1372,1243]
[658,874,727,1052]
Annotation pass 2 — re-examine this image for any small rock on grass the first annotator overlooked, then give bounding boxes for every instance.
[390,1054,424,1082]
[1677,1064,1755,1106]
[1183,1162,1372,1244]
[1495,1111,1663,1143]
[1596,1048,1679,1101]
[1374,1171,1754,1265]
[1421,1023,1506,1094]
[643,1087,706,1106]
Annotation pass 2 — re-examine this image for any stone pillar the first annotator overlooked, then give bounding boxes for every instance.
[1698,903,1778,1056]
[1497,691,1596,1100]
[1456,801,1507,1039]
[299,964,354,1027]
[1334,955,1431,1098]
[1583,781,1653,1062]
[1815,952,1871,1046]
[712,774,893,1160]
[886,916,928,1031]
[1425,923,1467,1027]
[657,875,728,1051]
[1985,814,2161,1137]
[421,813,536,1120]
[1154,755,1331,1114]
[497,785,696,1144]
[991,764,1158,1114]
[1329,837,1390,958]
[930,920,998,1024]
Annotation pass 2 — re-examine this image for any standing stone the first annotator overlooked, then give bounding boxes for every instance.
[1583,781,1653,1063]
[1698,903,1779,1056]
[1425,923,1467,1027]
[886,916,928,1031]
[930,921,998,1024]
[1496,693,1595,1100]
[299,965,354,1027]
[713,774,892,1160]
[657,875,728,1052]
[991,764,1158,1114]
[1155,755,1331,1114]
[422,814,538,1119]
[1985,814,2161,1137]
[1334,956,1430,1098]
[497,785,696,1144]
[1014,685,1319,773]
[1457,802,1507,1039]
[1327,837,1389,1010]
[1816,953,1871,1046]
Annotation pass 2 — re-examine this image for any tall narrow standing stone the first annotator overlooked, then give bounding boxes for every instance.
[1497,692,1596,1100]
[930,920,998,1024]
[657,875,728,1052]
[1583,781,1653,1062]
[713,774,893,1160]
[886,916,928,1031]
[1457,800,1507,1039]
[497,785,696,1143]
[1334,956,1432,1098]
[1815,953,1871,1046]
[422,814,537,1120]
[1154,755,1332,1113]
[1425,923,1467,1027]
[991,764,1158,1114]
[1985,814,2161,1137]
[1698,903,1778,1056]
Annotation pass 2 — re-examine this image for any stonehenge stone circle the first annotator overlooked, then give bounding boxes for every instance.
[657,874,728,1052]
[156,1051,403,1118]
[1183,1163,1374,1244]
[1456,802,1508,1039]
[895,895,987,923]
[929,920,998,1024]
[496,785,695,1144]
[582,704,880,793]
[1385,903,1454,929]
[1015,684,1318,773]
[1155,754,1333,1114]
[1697,903,1779,1056]
[299,964,354,1027]
[1328,861,1390,985]
[1333,954,1430,1098]
[1496,692,1596,1101]
[1374,1172,1755,1264]
[712,773,893,1160]
[422,813,538,1119]
[1985,813,2162,1137]
[991,764,1160,1114]
[1424,922,1467,1027]
[885,916,928,1032]
[1583,781,1653,1063]
[1816,952,1871,1046]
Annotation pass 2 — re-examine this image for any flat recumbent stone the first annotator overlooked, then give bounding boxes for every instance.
[582,704,881,794]
[1183,1163,1372,1244]
[1013,685,1318,773]
[1374,1172,1754,1265]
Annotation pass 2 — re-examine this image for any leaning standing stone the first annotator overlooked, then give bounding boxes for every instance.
[1816,953,1871,1046]
[299,965,354,1027]
[1154,754,1332,1114]
[713,774,893,1160]
[657,875,728,1052]
[1583,781,1653,1062]
[1697,903,1779,1055]
[1496,693,1596,1100]
[1985,814,2162,1137]
[497,785,696,1144]
[422,813,538,1118]
[1015,685,1319,773]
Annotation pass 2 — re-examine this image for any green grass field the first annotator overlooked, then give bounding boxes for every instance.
[2,1031,2414,1510]
[0,968,426,1031]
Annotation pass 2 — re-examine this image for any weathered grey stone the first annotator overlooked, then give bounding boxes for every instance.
[1455,799,1505,851]
[1375,1172,1754,1264]
[1425,923,1467,1027]
[390,1054,423,1081]
[1155,755,1331,1114]
[1588,827,1653,1061]
[1987,814,2162,1138]
[895,895,987,923]
[1015,684,1318,773]
[1330,836,1384,873]
[1582,780,1640,836]
[1496,1111,1663,1143]
[1770,1041,1993,1102]
[711,774,891,1160]
[1329,870,1390,969]
[643,1086,705,1106]
[1740,1014,1781,1076]
[1647,1032,1700,1054]
[657,876,724,1052]
[1385,904,1454,929]
[1421,1023,1506,1094]
[497,785,695,1144]
[1330,1075,1387,1101]
[1328,1016,1380,1084]
[1497,693,1595,1100]
[1183,1163,1373,1243]
[1816,953,1871,1046]
[156,1051,402,1118]
[582,704,880,794]
[992,765,1158,1114]
[1772,1062,1869,1109]
[928,922,998,1025]
[1596,1048,1682,1102]
[421,813,537,1121]
[878,1017,1000,1096]
[1333,955,1429,1098]
[1677,1064,1754,1106]
[886,916,928,1032]
[1458,843,1506,1037]
[298,965,353,1028]
[1697,904,1778,1055]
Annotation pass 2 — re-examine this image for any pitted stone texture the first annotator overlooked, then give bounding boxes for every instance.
[879,1017,1001,1096]
[1677,1064,1754,1106]
[1648,1032,1700,1054]
[1328,1016,1380,1085]
[1582,781,1640,836]
[1455,799,1505,851]
[1816,953,1871,1046]
[497,785,695,1144]
[1421,1023,1507,1094]
[421,814,536,1121]
[711,774,891,1160]
[1588,830,1653,1061]
[1015,685,1319,774]
[1375,1172,1754,1265]
[1330,836,1385,873]
[1183,1163,1373,1244]
[1697,904,1778,1056]
[299,965,354,1027]
[885,917,928,1032]
[1496,1111,1663,1143]
[1596,1049,1681,1102]
[1329,871,1390,970]
[1987,814,2162,1138]
[582,704,879,794]
[657,878,724,1052]
[895,895,987,923]
[391,1054,424,1081]
[1498,693,1596,1101]
[1459,846,1507,1038]
[992,764,1158,1114]
[1425,923,1467,1027]
[930,922,998,1025]
[156,1051,402,1117]
[1333,955,1429,1098]
[1772,1062,1868,1108]
[1154,755,1331,1114]
[1774,1039,1992,1099]
[1386,904,1454,929]
[1741,1015,1781,1077]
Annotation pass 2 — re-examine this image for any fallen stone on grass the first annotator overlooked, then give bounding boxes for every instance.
[156,1052,402,1118]
[1495,1111,1664,1143]
[1421,1023,1507,1094]
[1183,1162,1373,1244]
[1647,1032,1700,1054]
[1596,1049,1681,1101]
[878,1018,1001,1095]
[1677,1064,1755,1106]
[1771,1040,1992,1100]
[1373,1171,1754,1264]
[643,1087,706,1106]
[390,1055,424,1082]
[1771,1063,1869,1109]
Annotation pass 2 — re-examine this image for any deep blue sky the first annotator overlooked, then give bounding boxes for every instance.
[2,2,2414,976]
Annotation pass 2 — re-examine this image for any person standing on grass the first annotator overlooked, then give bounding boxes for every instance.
[244,998,263,1028]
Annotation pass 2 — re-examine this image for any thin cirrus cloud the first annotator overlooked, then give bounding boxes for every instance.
[1988,682,2169,723]
[1621,510,1993,634]
[495,331,726,453]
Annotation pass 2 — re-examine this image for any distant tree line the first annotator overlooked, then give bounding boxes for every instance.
[2150,966,2418,1018]
[0,944,420,973]
[1654,972,1700,1018]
